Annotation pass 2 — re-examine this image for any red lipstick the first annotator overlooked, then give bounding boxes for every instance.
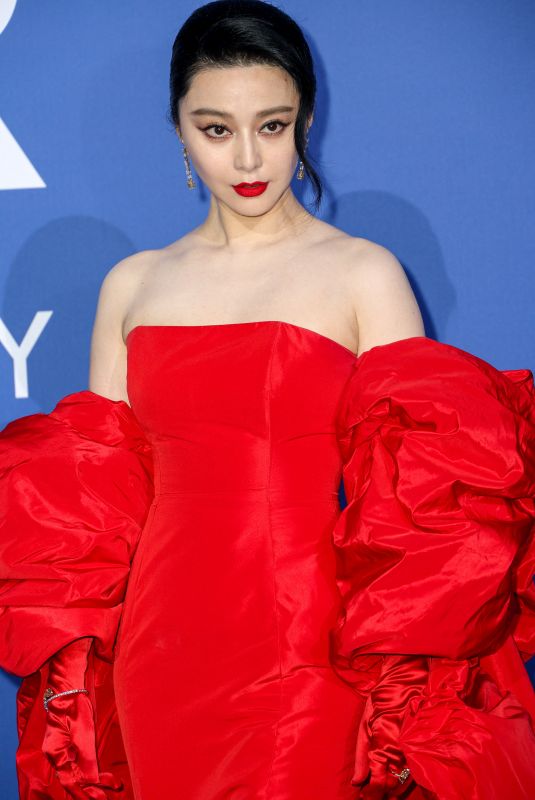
[232,182,269,197]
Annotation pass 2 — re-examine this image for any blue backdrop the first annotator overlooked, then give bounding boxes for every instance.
[1,1,534,795]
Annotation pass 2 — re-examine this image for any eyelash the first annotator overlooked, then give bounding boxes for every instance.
[200,119,289,140]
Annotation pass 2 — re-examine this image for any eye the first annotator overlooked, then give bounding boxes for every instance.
[202,123,231,139]
[262,120,288,135]
[200,120,289,140]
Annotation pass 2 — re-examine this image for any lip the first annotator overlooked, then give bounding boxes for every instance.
[232,182,269,197]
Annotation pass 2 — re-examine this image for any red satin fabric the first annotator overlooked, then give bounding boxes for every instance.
[331,335,535,798]
[0,324,534,800]
[42,637,123,799]
[0,392,153,798]
[115,322,364,799]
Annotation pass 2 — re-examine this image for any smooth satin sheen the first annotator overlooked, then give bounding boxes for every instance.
[115,322,364,800]
[0,323,534,800]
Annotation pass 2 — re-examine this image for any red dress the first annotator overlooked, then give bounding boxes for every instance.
[1,324,534,800]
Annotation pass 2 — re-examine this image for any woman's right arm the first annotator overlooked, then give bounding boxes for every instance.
[0,379,155,796]
[89,249,156,402]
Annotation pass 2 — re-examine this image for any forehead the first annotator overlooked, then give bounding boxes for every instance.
[183,64,298,108]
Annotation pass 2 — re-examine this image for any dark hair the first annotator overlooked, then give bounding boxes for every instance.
[168,0,323,213]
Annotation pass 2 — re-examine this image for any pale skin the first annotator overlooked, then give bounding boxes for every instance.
[89,64,425,403]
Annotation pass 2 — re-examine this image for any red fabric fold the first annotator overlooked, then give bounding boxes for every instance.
[330,336,535,799]
[0,390,155,799]
[47,638,93,694]
[353,654,429,799]
[42,637,123,799]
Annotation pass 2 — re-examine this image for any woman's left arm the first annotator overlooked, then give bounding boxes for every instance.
[331,335,535,799]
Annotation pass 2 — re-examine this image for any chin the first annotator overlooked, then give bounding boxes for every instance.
[223,189,274,213]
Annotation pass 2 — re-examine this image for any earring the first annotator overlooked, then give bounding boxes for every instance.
[297,134,309,181]
[182,144,196,189]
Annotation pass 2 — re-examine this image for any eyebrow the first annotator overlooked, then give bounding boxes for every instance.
[189,105,295,118]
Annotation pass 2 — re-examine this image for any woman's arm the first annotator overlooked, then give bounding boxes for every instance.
[331,334,535,799]
[88,249,155,401]
[0,390,155,797]
[344,240,426,356]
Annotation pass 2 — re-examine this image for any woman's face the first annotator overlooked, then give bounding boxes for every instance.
[177,64,308,214]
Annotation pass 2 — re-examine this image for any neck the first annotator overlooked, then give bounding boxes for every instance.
[197,187,314,253]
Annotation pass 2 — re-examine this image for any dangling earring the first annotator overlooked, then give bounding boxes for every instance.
[182,143,196,189]
[297,133,309,181]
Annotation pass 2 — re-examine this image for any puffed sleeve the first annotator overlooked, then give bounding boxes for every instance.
[0,389,155,799]
[330,336,535,800]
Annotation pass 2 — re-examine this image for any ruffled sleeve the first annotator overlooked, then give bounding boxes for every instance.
[330,336,535,799]
[0,389,155,799]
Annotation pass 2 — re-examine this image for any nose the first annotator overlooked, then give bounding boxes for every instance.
[233,131,262,174]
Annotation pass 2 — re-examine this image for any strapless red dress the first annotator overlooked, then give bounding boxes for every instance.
[1,323,535,800]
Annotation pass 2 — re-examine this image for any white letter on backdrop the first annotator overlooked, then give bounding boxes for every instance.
[0,311,53,398]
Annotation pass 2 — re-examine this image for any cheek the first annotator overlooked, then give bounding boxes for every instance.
[188,143,229,176]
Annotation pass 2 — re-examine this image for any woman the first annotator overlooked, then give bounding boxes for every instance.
[1,2,534,799]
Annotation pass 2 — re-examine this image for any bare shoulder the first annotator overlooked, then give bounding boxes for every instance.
[340,236,426,355]
[99,248,159,297]
[341,236,412,293]
[88,248,160,401]
[94,247,165,333]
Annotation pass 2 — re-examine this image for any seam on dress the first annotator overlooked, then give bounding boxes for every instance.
[263,321,285,798]
[115,492,161,675]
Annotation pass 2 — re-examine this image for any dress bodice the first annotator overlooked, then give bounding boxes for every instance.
[126,321,357,498]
